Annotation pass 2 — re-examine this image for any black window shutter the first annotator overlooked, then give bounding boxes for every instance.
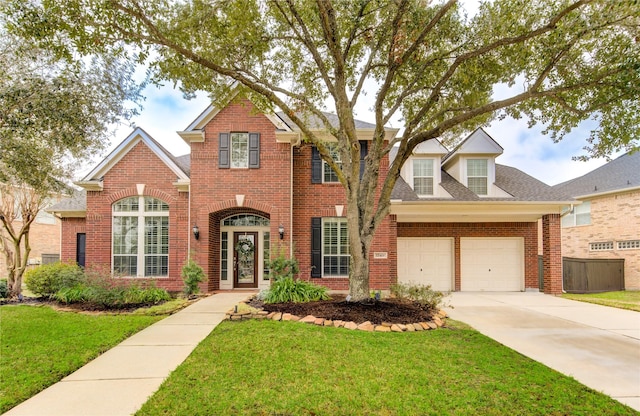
[359,140,368,179]
[311,217,322,278]
[311,146,322,183]
[219,133,230,168]
[248,132,260,168]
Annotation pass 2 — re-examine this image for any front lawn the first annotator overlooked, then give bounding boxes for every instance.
[137,320,635,415]
[562,291,640,312]
[0,305,165,413]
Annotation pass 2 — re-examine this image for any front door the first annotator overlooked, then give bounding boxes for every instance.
[234,232,258,288]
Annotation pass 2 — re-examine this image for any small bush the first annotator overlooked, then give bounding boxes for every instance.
[263,276,330,304]
[390,282,445,311]
[267,248,300,281]
[0,279,8,298]
[24,262,85,297]
[181,258,205,296]
[53,268,171,308]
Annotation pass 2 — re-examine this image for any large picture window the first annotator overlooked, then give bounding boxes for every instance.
[322,218,349,276]
[467,159,488,195]
[113,196,169,277]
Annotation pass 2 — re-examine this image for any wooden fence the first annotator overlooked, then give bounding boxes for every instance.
[562,257,625,293]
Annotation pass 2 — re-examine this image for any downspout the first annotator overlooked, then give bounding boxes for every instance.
[290,133,301,258]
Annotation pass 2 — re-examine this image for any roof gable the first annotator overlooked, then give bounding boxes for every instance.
[413,139,449,155]
[442,128,503,165]
[76,127,189,191]
[177,87,291,143]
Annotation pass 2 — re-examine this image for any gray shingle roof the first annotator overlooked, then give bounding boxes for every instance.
[391,164,571,202]
[276,111,377,130]
[553,152,640,197]
[175,154,191,176]
[48,189,86,212]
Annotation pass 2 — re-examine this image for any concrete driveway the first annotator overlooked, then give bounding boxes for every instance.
[444,292,640,411]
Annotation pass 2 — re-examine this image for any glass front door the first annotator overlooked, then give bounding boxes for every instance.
[234,232,258,288]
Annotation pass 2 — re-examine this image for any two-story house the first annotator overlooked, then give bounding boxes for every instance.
[553,152,640,290]
[50,94,571,294]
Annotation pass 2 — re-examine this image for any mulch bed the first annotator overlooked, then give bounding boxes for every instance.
[247,295,436,325]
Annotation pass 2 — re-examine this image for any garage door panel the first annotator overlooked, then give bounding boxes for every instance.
[398,238,453,291]
[461,238,523,291]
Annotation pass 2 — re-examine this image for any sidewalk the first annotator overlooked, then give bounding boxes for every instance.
[444,292,640,411]
[4,292,253,416]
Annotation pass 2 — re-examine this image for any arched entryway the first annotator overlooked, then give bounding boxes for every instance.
[208,209,271,290]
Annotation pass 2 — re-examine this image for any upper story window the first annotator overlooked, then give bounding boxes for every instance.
[467,159,488,195]
[219,132,260,169]
[561,201,591,228]
[413,159,434,196]
[231,133,249,168]
[323,143,342,183]
[113,196,169,277]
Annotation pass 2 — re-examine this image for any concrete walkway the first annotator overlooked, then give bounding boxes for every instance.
[444,292,640,411]
[4,292,253,416]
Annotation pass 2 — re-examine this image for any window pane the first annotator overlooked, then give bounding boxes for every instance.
[144,216,168,276]
[467,159,487,176]
[113,197,139,212]
[114,256,137,275]
[322,218,349,276]
[231,133,248,168]
[145,197,169,212]
[221,232,228,280]
[113,217,138,254]
[263,231,270,280]
[413,159,433,177]
[414,177,434,196]
[468,177,487,195]
[223,214,269,227]
[323,143,341,183]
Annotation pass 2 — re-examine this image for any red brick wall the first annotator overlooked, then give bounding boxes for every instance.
[83,140,189,292]
[291,144,396,291]
[397,222,539,291]
[542,214,562,294]
[190,99,292,290]
[60,217,85,263]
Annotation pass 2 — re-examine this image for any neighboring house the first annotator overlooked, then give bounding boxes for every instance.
[49,93,571,294]
[0,198,61,278]
[553,152,640,290]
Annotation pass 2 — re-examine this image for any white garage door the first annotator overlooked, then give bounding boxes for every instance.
[397,238,453,291]
[460,238,523,291]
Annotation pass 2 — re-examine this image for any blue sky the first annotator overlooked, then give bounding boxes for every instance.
[100,0,619,187]
[103,82,614,187]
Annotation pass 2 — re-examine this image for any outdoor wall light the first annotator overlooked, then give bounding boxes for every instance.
[192,225,200,240]
[278,224,285,240]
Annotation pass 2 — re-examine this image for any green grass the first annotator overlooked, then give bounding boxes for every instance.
[0,305,165,413]
[137,320,636,416]
[562,291,640,312]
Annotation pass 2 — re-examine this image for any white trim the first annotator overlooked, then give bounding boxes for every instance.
[80,128,189,186]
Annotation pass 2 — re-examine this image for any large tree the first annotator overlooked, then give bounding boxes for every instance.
[0,24,143,297]
[6,0,638,300]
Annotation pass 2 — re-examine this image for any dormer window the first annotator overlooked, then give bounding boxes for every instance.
[413,159,434,196]
[467,159,488,195]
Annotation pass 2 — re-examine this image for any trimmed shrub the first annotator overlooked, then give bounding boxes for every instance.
[24,262,85,298]
[53,268,171,308]
[263,277,330,304]
[181,258,205,296]
[390,282,445,311]
[267,248,300,281]
[0,279,8,298]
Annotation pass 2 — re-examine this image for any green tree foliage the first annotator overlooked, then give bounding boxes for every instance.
[5,0,637,300]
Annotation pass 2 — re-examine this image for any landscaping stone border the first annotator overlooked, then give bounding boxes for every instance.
[225,302,448,332]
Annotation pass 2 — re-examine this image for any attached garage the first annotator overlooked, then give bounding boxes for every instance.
[397,238,454,291]
[460,237,524,291]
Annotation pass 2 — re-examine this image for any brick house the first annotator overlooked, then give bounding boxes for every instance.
[553,152,640,290]
[49,95,570,294]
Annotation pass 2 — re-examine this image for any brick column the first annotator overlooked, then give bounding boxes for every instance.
[542,214,562,294]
